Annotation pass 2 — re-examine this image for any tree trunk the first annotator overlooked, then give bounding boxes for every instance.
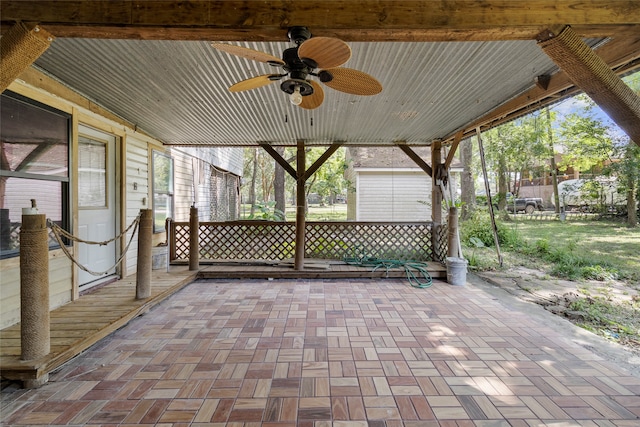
[249,148,257,216]
[627,177,637,227]
[497,154,508,211]
[274,146,286,220]
[259,152,272,203]
[546,107,561,213]
[460,137,475,220]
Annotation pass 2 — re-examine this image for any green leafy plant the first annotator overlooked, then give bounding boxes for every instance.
[466,236,485,267]
[460,210,522,248]
[248,201,285,221]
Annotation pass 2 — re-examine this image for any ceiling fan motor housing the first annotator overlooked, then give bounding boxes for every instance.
[281,46,315,96]
[287,26,312,45]
[281,78,314,96]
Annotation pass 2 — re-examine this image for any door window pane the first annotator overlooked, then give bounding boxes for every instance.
[78,137,107,208]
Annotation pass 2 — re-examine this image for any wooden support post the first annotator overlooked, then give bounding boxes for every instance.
[538,25,640,147]
[189,206,199,271]
[19,208,50,368]
[431,141,443,260]
[136,209,152,299]
[431,141,443,223]
[447,207,459,258]
[294,141,306,271]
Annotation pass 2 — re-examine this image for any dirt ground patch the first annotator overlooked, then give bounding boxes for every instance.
[475,266,640,359]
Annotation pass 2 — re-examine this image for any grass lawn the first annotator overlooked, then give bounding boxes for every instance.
[285,204,348,221]
[239,203,347,221]
[509,219,640,284]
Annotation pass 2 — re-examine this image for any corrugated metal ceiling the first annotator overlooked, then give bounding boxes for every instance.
[32,38,577,146]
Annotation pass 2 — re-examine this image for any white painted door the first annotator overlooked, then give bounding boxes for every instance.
[77,126,118,290]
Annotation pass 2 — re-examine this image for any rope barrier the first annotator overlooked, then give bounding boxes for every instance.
[47,214,141,276]
[48,213,140,245]
[343,246,433,289]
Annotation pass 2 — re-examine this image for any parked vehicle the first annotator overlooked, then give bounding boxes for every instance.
[505,195,545,214]
[476,190,545,214]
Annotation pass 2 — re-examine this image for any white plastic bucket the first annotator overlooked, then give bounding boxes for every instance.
[446,257,468,286]
[152,246,168,270]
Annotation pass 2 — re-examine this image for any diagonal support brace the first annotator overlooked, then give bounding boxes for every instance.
[538,25,640,146]
[1,22,54,92]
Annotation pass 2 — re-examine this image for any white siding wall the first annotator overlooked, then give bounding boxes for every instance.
[172,149,195,222]
[171,147,243,222]
[356,171,432,221]
[0,79,244,328]
[0,251,72,329]
[176,146,243,177]
[124,136,149,276]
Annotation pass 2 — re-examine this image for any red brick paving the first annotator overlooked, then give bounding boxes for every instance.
[2,278,640,425]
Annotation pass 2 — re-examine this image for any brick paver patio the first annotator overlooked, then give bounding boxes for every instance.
[2,278,639,425]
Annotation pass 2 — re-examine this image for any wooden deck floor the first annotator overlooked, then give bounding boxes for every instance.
[0,266,197,384]
[0,261,446,384]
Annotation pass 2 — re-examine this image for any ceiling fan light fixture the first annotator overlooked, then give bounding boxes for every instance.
[281,78,314,107]
[290,86,303,105]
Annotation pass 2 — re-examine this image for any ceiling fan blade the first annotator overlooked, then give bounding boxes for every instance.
[322,68,383,96]
[298,37,351,69]
[299,80,324,110]
[229,75,279,92]
[212,43,285,65]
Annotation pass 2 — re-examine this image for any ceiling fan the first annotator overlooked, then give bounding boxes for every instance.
[212,27,383,109]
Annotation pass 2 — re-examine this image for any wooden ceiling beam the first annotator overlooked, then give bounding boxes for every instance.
[6,24,640,42]
[2,1,639,41]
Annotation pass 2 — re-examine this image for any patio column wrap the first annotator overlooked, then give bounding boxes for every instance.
[0,22,53,92]
[447,207,459,258]
[136,209,152,299]
[20,212,50,362]
[539,25,640,146]
[189,206,199,271]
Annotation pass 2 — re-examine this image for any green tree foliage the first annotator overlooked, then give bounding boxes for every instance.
[241,147,349,219]
[481,114,549,207]
[305,147,349,205]
[558,94,614,172]
[556,72,639,225]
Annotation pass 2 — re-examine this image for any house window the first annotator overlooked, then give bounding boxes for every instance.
[152,150,173,233]
[0,91,70,259]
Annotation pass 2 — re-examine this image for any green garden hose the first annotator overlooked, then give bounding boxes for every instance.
[344,255,433,288]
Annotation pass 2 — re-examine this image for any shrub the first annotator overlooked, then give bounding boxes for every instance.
[460,210,522,248]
